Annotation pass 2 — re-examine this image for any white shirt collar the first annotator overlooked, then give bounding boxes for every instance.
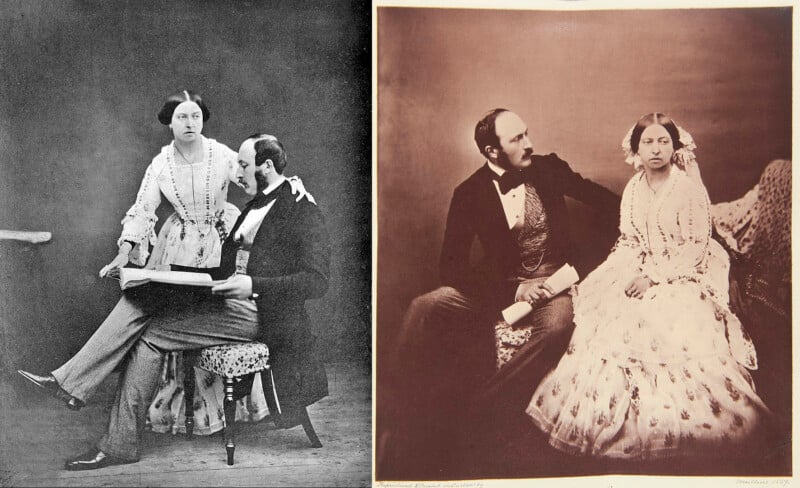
[235,177,286,244]
[486,160,526,230]
[260,175,287,197]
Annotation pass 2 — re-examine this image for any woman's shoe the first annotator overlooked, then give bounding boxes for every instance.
[16,370,85,411]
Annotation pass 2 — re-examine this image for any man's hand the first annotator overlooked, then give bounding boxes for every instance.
[515,277,554,305]
[287,176,316,204]
[212,274,254,299]
[624,275,654,299]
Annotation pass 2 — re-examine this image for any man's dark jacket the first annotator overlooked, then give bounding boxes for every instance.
[215,180,331,414]
[440,153,620,312]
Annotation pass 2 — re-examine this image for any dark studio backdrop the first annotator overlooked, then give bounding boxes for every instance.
[0,1,371,379]
[376,5,792,474]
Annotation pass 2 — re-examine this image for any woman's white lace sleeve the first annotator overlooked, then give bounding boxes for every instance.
[118,162,162,266]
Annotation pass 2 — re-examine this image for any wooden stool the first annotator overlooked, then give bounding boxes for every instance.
[182,342,322,466]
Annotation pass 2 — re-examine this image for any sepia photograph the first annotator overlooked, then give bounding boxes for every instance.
[0,1,371,486]
[375,3,792,483]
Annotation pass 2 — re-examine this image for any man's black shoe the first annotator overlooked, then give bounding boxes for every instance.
[17,370,85,411]
[64,448,136,471]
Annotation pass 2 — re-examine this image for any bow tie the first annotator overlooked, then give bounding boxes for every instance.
[492,170,526,194]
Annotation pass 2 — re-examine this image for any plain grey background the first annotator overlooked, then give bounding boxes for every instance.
[0,0,371,377]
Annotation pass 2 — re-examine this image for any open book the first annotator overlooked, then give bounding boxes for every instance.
[109,268,225,290]
[501,263,579,326]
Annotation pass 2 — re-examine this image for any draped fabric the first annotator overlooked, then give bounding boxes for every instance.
[711,159,791,319]
[146,351,269,436]
[710,160,792,435]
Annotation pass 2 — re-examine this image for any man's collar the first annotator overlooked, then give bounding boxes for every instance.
[486,159,506,177]
[259,175,288,197]
[246,175,288,210]
[486,160,528,194]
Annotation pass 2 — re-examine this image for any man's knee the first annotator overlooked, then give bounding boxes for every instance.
[403,286,465,324]
[409,286,464,309]
[396,286,476,362]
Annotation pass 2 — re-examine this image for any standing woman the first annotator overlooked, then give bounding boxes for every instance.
[113,90,274,435]
[102,90,233,272]
[525,113,770,461]
[104,90,254,273]
[18,91,307,421]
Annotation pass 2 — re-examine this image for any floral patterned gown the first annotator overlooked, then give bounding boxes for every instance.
[117,135,269,434]
[526,166,769,459]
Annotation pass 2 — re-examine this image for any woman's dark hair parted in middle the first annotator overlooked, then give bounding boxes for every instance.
[629,112,684,154]
[157,90,211,125]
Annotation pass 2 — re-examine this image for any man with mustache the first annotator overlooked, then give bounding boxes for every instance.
[387,108,619,473]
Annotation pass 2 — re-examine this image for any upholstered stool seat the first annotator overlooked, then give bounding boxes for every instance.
[183,342,322,466]
[197,342,270,378]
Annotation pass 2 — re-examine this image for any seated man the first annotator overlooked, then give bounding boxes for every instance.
[382,109,619,476]
[19,133,330,470]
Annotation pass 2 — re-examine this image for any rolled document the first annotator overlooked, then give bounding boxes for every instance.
[544,263,579,295]
[501,263,579,325]
[502,301,533,324]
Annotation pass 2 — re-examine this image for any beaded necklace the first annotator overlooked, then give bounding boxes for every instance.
[165,139,215,264]
[693,183,713,260]
[628,170,676,258]
[628,172,650,255]
[652,172,677,257]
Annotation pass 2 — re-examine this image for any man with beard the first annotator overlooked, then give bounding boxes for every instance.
[384,109,619,475]
[21,134,330,470]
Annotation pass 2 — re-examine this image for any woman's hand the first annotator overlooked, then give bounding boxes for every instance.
[287,176,316,204]
[99,253,129,278]
[211,274,253,299]
[100,241,134,277]
[515,277,553,305]
[625,275,654,299]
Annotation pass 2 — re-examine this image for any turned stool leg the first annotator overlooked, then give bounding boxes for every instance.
[183,352,197,439]
[223,376,237,465]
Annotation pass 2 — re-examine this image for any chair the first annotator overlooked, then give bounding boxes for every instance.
[182,342,323,466]
[494,319,535,370]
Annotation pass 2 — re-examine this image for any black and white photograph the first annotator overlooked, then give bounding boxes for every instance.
[376,3,792,484]
[0,1,371,486]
